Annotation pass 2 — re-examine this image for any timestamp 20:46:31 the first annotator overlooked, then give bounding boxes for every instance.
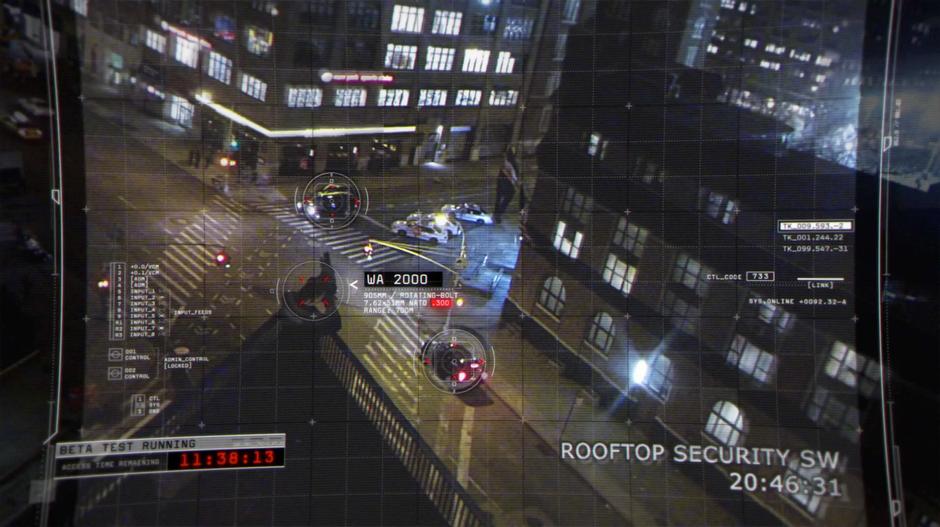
[730,472,843,497]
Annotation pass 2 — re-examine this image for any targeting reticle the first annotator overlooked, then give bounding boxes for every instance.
[418,327,495,394]
[280,259,347,322]
[295,172,366,230]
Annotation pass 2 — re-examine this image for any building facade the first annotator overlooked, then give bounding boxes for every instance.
[505,2,876,524]
[72,0,574,174]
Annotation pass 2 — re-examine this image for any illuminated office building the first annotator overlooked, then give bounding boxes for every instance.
[72,0,582,172]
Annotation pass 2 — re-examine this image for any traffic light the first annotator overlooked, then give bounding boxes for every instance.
[214,250,231,268]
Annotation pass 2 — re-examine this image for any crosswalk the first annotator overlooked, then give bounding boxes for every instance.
[357,311,433,417]
[253,202,412,269]
[150,195,243,306]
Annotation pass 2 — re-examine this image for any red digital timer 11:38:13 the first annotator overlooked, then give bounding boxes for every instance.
[166,448,285,471]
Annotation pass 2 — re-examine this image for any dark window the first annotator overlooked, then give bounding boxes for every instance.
[469,14,498,35]
[346,1,381,30]
[300,0,336,25]
[294,38,332,67]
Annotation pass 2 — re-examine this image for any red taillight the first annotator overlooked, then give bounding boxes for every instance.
[214,251,230,266]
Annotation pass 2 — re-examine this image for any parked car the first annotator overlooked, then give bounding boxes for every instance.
[391,219,449,245]
[407,211,462,237]
[2,111,42,140]
[441,203,494,225]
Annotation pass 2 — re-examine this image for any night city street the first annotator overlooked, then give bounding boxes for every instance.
[2,0,940,526]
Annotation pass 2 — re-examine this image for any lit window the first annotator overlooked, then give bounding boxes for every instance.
[240,73,268,101]
[720,0,735,8]
[417,89,447,107]
[554,33,568,60]
[245,26,273,56]
[612,217,647,258]
[562,0,580,22]
[391,5,425,33]
[756,300,794,332]
[431,10,462,35]
[169,95,194,126]
[503,17,534,40]
[425,46,455,71]
[704,190,739,224]
[587,132,602,156]
[705,400,745,446]
[462,49,490,73]
[727,335,777,383]
[561,186,592,222]
[538,276,566,318]
[70,0,88,16]
[759,60,781,71]
[385,44,418,69]
[586,312,615,353]
[552,221,583,259]
[707,44,719,54]
[783,457,827,515]
[489,90,518,107]
[672,253,709,297]
[335,88,367,107]
[207,52,232,84]
[494,51,516,73]
[455,90,482,106]
[287,87,322,108]
[825,341,879,397]
[545,71,561,96]
[663,291,699,333]
[744,38,758,48]
[538,105,553,132]
[377,89,409,107]
[806,385,860,442]
[815,55,833,67]
[145,29,167,54]
[173,37,199,68]
[603,254,637,296]
[645,354,674,399]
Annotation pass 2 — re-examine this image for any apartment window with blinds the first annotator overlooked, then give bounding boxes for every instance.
[503,17,534,40]
[727,335,777,383]
[494,51,516,73]
[334,88,367,107]
[391,5,424,33]
[646,355,674,400]
[454,90,482,106]
[417,89,447,107]
[287,87,322,108]
[145,29,166,53]
[377,89,409,107]
[756,299,795,332]
[431,10,462,35]
[489,90,518,106]
[385,44,417,69]
[612,217,648,258]
[207,52,232,84]
[462,49,490,72]
[552,221,583,259]
[173,37,199,68]
[240,73,267,101]
[425,46,455,71]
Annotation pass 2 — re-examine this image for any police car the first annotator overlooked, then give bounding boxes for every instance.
[440,203,494,225]
[391,219,449,245]
[407,211,462,237]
